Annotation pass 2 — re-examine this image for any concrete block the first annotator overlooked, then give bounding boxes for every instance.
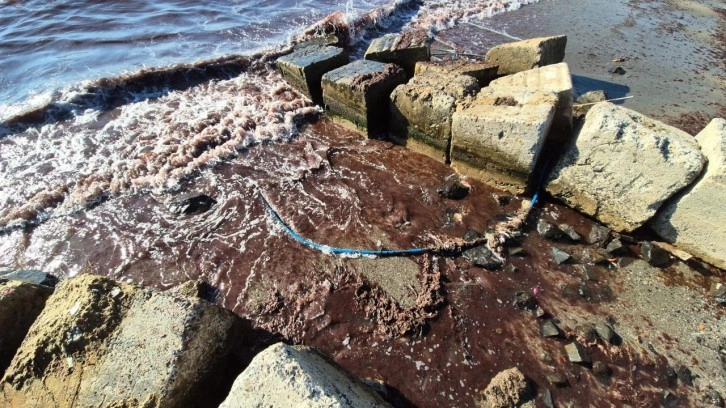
[650,118,726,269]
[364,30,430,77]
[0,280,53,376]
[451,88,557,194]
[489,62,574,143]
[389,72,479,162]
[485,35,567,75]
[1,274,242,408]
[0,269,57,287]
[546,102,705,232]
[219,342,391,408]
[277,45,348,105]
[414,60,499,86]
[322,60,406,136]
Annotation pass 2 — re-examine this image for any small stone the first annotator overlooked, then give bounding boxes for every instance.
[664,366,678,387]
[564,342,591,364]
[663,390,680,407]
[552,248,572,264]
[169,192,216,215]
[544,373,568,387]
[558,224,581,241]
[713,283,726,305]
[592,361,611,383]
[641,241,670,267]
[537,219,563,240]
[542,388,555,408]
[588,224,611,247]
[513,291,537,310]
[534,306,546,318]
[595,322,616,344]
[575,323,598,343]
[703,389,725,407]
[675,365,693,386]
[463,228,483,242]
[437,176,470,199]
[575,264,601,282]
[462,246,503,270]
[609,66,626,75]
[540,320,562,338]
[606,238,629,256]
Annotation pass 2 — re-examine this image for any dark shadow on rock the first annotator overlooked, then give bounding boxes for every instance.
[571,74,630,101]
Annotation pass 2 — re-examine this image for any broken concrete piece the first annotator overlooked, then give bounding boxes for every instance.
[0,280,53,375]
[1,274,242,408]
[489,62,574,143]
[451,88,557,194]
[278,45,349,105]
[364,30,430,77]
[322,60,406,136]
[485,35,567,75]
[546,102,705,232]
[649,118,726,269]
[478,367,535,408]
[219,343,391,408]
[414,60,499,86]
[389,72,479,162]
[564,342,591,364]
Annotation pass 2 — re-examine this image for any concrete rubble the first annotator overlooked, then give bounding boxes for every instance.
[389,72,480,162]
[219,342,391,408]
[485,35,567,75]
[649,118,726,269]
[277,44,349,105]
[414,60,499,86]
[364,30,430,78]
[546,102,705,232]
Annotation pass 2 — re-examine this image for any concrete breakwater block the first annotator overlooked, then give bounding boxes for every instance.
[219,342,391,408]
[0,274,242,407]
[451,88,557,194]
[364,30,430,77]
[546,102,705,233]
[322,60,406,136]
[389,72,480,162]
[485,35,567,75]
[0,279,53,376]
[414,60,499,86]
[489,62,574,143]
[650,118,726,269]
[277,45,348,105]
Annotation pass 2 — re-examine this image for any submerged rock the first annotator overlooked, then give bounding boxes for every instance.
[169,192,216,215]
[437,175,471,200]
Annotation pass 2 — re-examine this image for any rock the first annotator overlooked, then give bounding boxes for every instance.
[558,224,581,241]
[576,264,602,282]
[464,228,483,242]
[169,192,217,215]
[0,269,58,287]
[713,283,726,305]
[664,366,678,387]
[564,342,591,364]
[292,34,340,50]
[546,102,706,232]
[574,90,608,114]
[364,30,430,77]
[512,291,537,310]
[575,323,599,343]
[322,60,407,136]
[451,88,557,194]
[609,66,627,75]
[675,365,693,386]
[640,241,670,267]
[587,224,611,247]
[649,118,726,269]
[1,274,242,408]
[606,238,629,256]
[703,389,725,407]
[595,322,616,344]
[415,60,499,86]
[488,62,574,143]
[219,343,391,408]
[169,279,218,302]
[537,219,563,240]
[437,175,471,199]
[592,361,611,383]
[544,373,568,387]
[478,367,535,408]
[542,388,555,408]
[551,248,571,264]
[0,280,53,375]
[663,390,680,407]
[389,72,479,161]
[485,35,567,75]
[463,245,503,270]
[540,320,562,338]
[277,44,349,105]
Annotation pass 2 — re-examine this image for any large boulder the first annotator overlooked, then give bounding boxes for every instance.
[451,88,557,194]
[485,35,567,75]
[546,102,705,232]
[219,342,391,408]
[1,274,243,408]
[488,62,574,143]
[278,45,349,105]
[364,30,430,78]
[649,118,726,269]
[389,72,480,162]
[0,279,53,376]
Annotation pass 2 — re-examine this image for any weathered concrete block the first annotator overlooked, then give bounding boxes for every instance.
[364,30,430,77]
[0,269,57,287]
[451,88,557,194]
[546,102,705,232]
[414,60,499,86]
[0,280,53,376]
[219,342,391,408]
[389,72,480,162]
[489,62,574,143]
[485,35,567,75]
[322,60,406,136]
[650,118,726,269]
[1,274,242,408]
[277,45,348,105]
